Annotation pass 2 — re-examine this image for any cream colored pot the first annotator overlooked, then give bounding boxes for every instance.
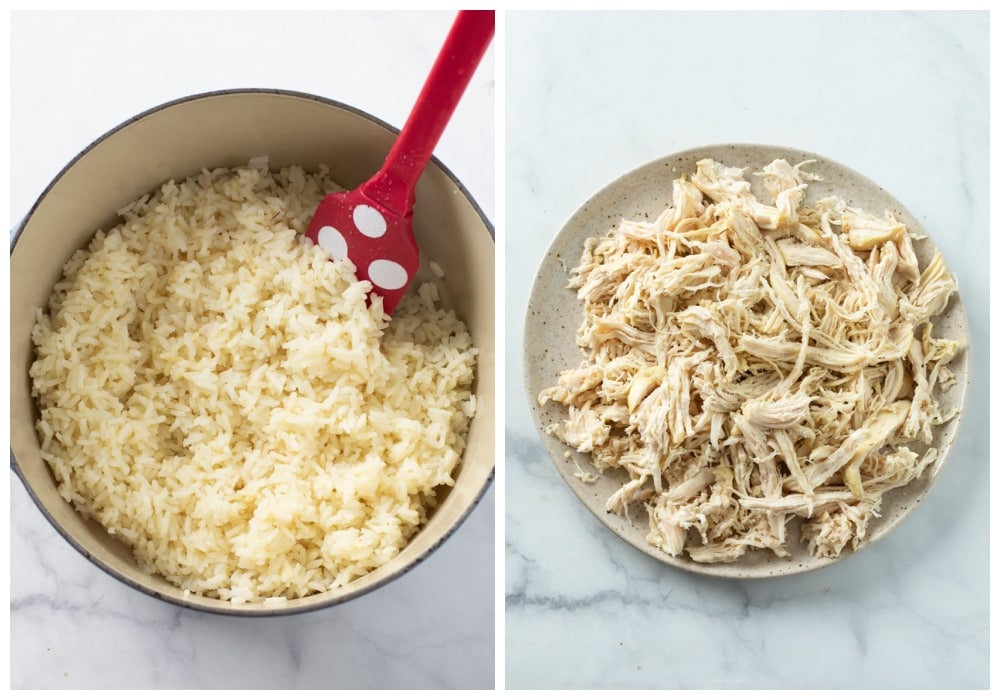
[10,89,495,614]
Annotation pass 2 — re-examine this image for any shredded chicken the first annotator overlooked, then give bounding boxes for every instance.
[539,158,962,562]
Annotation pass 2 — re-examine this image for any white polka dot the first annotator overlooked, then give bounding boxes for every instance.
[353,205,387,238]
[317,225,348,261]
[368,259,408,290]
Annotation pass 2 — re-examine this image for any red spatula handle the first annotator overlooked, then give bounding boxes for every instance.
[360,10,494,218]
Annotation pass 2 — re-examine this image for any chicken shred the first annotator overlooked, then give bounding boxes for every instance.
[539,158,962,562]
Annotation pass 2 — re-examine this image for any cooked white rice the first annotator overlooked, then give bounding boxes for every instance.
[29,161,478,603]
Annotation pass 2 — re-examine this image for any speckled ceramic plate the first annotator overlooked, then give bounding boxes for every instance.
[524,143,970,578]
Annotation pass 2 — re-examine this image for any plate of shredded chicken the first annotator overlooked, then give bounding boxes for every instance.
[525,144,969,577]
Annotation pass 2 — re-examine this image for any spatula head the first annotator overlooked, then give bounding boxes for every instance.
[306,189,420,314]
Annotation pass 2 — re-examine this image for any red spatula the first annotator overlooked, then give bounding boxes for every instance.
[306,10,494,314]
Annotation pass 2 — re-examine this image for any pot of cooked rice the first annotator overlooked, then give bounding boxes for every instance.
[10,89,495,614]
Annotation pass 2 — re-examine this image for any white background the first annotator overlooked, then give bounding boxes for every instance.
[505,10,988,690]
[10,10,495,690]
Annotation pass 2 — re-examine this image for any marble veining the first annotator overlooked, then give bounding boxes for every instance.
[505,10,988,690]
[11,10,494,690]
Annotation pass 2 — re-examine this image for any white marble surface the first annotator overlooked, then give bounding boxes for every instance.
[505,11,988,690]
[10,11,494,689]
